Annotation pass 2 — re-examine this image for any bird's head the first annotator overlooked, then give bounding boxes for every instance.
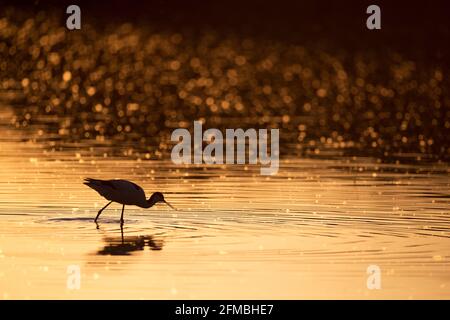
[148,192,175,210]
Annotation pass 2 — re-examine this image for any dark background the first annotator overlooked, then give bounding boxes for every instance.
[2,0,449,60]
[1,0,449,158]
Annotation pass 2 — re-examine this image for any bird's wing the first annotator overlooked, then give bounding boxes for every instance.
[110,180,144,193]
[84,178,120,200]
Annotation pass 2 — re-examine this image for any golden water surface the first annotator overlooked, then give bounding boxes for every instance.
[0,107,449,299]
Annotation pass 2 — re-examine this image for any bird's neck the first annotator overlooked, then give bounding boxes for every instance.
[146,198,157,208]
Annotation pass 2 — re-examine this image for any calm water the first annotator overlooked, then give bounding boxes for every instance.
[0,106,449,299]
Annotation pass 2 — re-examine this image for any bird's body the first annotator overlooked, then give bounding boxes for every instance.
[85,178,149,207]
[84,178,174,224]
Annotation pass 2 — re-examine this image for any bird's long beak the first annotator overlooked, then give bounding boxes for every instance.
[164,200,176,210]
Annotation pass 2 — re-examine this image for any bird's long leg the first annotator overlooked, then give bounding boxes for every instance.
[95,201,113,223]
[120,204,125,225]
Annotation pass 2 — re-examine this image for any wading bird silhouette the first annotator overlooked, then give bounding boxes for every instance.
[84,178,175,225]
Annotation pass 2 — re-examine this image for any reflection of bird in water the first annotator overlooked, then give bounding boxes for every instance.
[97,226,164,256]
[84,178,175,225]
